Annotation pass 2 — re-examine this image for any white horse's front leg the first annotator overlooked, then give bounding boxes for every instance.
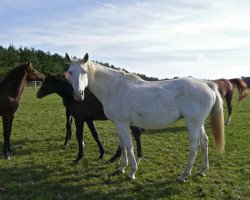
[117,146,127,173]
[115,122,138,180]
[127,147,138,180]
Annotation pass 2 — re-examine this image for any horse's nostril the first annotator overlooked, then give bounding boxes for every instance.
[81,91,84,95]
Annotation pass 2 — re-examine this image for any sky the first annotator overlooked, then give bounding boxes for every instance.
[0,0,250,79]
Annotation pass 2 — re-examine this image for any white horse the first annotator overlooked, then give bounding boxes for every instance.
[64,53,225,182]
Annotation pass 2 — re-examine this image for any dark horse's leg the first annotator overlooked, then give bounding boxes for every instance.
[225,93,233,125]
[64,109,73,147]
[2,115,14,159]
[74,118,84,163]
[86,120,105,159]
[131,126,142,161]
[108,126,142,163]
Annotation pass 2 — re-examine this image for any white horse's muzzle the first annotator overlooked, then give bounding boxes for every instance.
[73,90,84,101]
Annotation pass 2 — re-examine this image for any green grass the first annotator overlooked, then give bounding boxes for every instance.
[0,88,249,200]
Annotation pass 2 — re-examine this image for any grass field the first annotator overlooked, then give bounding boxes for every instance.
[0,87,249,200]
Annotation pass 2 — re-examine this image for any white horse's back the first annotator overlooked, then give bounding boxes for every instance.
[108,76,215,129]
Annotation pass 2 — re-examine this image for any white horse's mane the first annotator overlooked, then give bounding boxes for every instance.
[86,60,95,80]
[124,73,143,84]
[90,61,143,84]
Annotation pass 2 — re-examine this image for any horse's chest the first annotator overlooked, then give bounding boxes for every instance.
[102,94,129,121]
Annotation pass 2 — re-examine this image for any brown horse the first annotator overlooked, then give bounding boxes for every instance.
[212,78,248,124]
[0,62,44,159]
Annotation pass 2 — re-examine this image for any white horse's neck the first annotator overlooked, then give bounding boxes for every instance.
[87,62,123,103]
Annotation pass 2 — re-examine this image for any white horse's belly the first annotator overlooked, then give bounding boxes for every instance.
[131,115,181,129]
[129,105,181,129]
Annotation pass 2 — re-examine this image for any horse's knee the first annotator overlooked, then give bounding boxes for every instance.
[189,144,198,155]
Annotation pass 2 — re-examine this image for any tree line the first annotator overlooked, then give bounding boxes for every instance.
[0,45,249,87]
[0,45,64,78]
[0,45,160,81]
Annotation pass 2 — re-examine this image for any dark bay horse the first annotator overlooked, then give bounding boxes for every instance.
[36,75,142,163]
[0,62,44,159]
[212,78,248,124]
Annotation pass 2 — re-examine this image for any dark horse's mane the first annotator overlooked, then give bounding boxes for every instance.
[0,62,28,85]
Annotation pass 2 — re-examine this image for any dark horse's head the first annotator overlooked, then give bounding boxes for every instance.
[36,74,72,99]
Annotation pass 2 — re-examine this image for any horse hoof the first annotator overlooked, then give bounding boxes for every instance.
[73,156,83,164]
[107,157,117,164]
[98,153,104,160]
[128,176,135,181]
[128,173,136,180]
[137,157,142,164]
[176,177,186,184]
[197,172,206,177]
[4,155,11,160]
[110,169,125,176]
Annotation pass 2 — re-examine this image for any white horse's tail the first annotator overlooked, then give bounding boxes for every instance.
[207,82,225,153]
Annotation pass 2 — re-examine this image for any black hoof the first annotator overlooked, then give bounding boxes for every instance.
[64,143,68,148]
[72,159,79,164]
[98,153,104,160]
[73,155,83,164]
[4,154,11,160]
[107,156,119,164]
[110,170,124,176]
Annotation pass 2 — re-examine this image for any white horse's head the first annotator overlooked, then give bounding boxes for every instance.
[64,53,89,101]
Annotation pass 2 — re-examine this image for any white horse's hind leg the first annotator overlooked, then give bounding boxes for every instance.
[198,125,209,177]
[178,123,200,183]
[115,122,138,180]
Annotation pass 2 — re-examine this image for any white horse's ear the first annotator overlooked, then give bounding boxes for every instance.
[82,53,89,63]
[65,53,71,65]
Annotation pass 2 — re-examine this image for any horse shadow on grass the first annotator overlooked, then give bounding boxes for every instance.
[0,165,55,199]
[0,133,72,157]
[51,166,204,199]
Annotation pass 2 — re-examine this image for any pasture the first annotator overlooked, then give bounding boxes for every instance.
[0,87,249,200]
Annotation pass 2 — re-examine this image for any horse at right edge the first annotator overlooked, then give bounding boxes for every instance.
[212,78,248,125]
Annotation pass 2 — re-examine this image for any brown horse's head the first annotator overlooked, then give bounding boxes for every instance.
[25,62,45,81]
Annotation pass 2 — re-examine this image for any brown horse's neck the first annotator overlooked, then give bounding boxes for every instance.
[3,69,27,102]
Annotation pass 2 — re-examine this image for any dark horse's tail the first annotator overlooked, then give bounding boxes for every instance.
[229,78,248,102]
